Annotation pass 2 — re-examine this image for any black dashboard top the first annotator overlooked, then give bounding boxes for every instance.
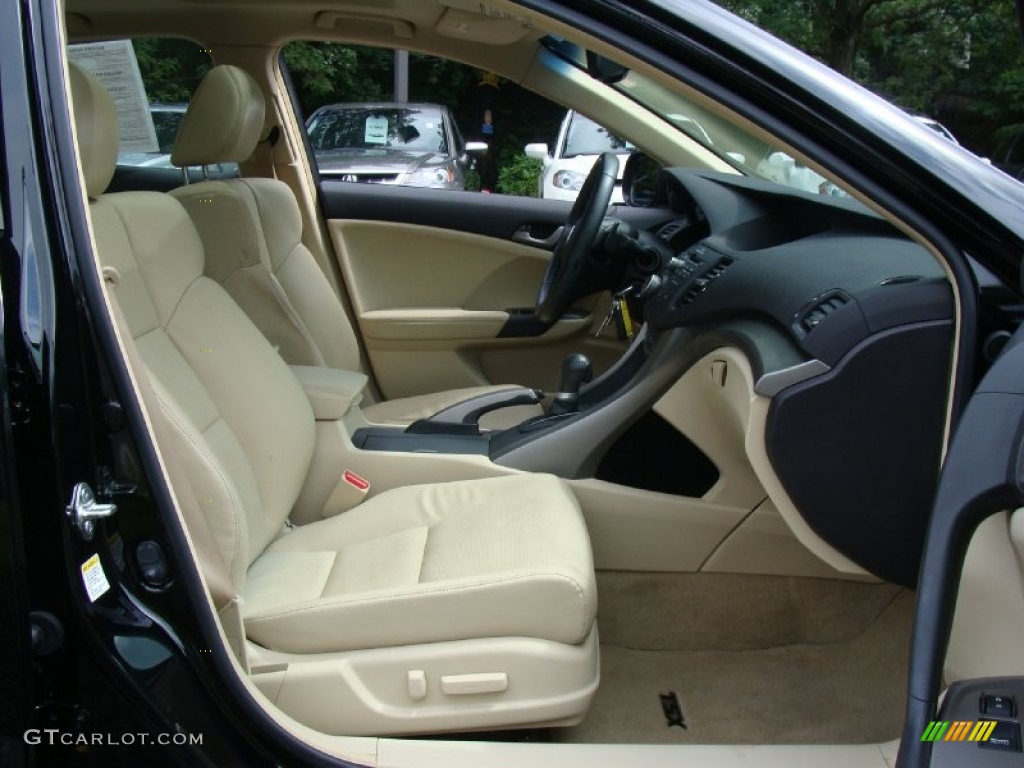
[638,169,952,368]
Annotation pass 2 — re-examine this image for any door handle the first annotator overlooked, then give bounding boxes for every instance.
[511,225,563,249]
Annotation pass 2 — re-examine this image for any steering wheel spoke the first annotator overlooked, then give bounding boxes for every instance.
[536,152,619,325]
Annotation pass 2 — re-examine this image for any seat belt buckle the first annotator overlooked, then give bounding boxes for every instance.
[322,469,370,517]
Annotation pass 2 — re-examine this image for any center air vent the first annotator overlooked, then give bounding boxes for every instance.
[796,290,852,334]
[675,255,735,306]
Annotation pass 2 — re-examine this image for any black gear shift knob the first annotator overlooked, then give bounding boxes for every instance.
[551,353,593,413]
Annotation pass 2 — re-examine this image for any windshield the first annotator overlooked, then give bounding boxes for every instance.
[308,106,449,155]
[614,70,843,195]
[543,38,843,196]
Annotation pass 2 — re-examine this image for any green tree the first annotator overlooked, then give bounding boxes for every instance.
[497,155,543,196]
[132,38,211,103]
[720,0,1024,154]
[283,42,392,116]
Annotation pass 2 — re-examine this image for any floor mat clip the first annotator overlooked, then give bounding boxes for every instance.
[660,692,687,729]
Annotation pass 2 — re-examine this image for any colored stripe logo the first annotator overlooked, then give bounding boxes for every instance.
[921,720,998,742]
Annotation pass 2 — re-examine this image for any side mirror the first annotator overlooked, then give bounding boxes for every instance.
[465,141,489,154]
[621,151,662,207]
[524,142,550,162]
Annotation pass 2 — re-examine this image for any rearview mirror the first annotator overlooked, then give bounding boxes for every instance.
[465,141,488,154]
[585,51,628,84]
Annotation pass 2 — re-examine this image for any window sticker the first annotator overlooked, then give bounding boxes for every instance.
[67,40,159,153]
[364,116,389,145]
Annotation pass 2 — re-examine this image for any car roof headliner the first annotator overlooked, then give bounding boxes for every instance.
[65,0,547,83]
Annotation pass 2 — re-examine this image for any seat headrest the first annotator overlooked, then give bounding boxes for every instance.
[69,62,118,198]
[172,65,266,168]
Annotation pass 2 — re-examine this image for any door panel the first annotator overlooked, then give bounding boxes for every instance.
[321,183,628,398]
[331,219,549,312]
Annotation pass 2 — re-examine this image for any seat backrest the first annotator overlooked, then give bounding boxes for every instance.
[169,66,364,375]
[70,62,316,592]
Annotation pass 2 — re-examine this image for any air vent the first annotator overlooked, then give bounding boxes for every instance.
[675,256,735,306]
[656,219,687,242]
[797,290,851,333]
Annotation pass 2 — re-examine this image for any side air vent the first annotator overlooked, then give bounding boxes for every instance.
[656,219,687,242]
[796,290,852,334]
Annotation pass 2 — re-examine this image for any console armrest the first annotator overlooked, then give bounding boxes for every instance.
[289,366,368,420]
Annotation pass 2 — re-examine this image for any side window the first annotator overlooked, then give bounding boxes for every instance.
[67,39,238,190]
[283,42,564,197]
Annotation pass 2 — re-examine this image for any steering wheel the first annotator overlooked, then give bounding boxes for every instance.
[535,152,619,324]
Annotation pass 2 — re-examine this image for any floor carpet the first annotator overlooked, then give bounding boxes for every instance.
[557,572,914,745]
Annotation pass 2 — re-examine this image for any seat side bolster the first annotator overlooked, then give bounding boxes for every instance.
[149,375,252,591]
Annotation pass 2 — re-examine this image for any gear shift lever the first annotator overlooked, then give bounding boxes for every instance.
[551,353,593,414]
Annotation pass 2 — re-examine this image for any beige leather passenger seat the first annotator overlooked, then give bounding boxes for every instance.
[168,65,541,429]
[70,61,598,736]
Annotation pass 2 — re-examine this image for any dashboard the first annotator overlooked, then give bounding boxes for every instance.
[615,167,955,585]
[632,169,951,368]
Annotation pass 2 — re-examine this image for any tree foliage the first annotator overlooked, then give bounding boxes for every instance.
[132,38,211,103]
[719,0,1024,153]
[497,155,544,197]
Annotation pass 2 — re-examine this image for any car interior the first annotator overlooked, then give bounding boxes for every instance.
[59,0,1024,765]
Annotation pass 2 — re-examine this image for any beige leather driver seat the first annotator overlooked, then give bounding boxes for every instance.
[168,65,542,429]
[70,61,598,736]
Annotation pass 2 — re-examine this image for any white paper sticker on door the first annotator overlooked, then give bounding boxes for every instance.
[81,553,111,603]
[365,116,389,144]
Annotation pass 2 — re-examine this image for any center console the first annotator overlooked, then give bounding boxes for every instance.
[351,427,491,455]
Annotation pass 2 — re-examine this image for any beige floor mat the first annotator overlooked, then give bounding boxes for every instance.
[558,573,914,745]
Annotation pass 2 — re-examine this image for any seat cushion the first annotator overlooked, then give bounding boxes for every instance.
[242,474,596,654]
[362,386,544,430]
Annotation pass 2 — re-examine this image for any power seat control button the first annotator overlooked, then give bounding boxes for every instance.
[981,693,1016,717]
[979,720,1021,752]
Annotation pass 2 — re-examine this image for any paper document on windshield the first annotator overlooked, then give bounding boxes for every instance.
[68,40,159,153]
[364,117,389,145]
